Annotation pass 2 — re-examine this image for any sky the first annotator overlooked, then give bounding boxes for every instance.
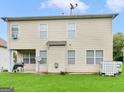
[0,0,124,40]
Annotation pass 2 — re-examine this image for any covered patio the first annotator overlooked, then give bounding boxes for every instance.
[9,49,36,72]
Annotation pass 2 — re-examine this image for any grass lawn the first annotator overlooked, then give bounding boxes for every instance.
[0,68,124,92]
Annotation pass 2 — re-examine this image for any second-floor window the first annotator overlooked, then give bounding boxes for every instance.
[40,24,47,39]
[12,25,19,38]
[68,23,76,38]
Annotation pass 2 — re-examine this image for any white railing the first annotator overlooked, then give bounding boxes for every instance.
[100,61,122,76]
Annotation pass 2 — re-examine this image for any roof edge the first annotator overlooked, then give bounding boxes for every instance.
[1,13,119,22]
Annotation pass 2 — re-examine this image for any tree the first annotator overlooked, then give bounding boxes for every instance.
[113,32,124,61]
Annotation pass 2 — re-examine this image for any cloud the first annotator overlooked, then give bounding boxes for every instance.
[106,0,124,12]
[40,0,89,13]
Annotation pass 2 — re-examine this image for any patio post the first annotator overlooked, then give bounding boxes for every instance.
[36,50,39,72]
[9,50,14,72]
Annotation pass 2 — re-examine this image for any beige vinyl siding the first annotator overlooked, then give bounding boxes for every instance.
[48,46,66,73]
[8,18,112,49]
[8,18,113,73]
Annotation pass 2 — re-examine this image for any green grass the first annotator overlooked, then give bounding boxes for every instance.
[0,68,124,92]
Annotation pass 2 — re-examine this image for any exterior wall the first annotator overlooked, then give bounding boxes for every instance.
[0,47,9,71]
[8,18,113,73]
[23,64,36,72]
[48,46,66,73]
[38,65,48,72]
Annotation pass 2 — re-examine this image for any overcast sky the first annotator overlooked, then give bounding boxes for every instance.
[0,0,124,40]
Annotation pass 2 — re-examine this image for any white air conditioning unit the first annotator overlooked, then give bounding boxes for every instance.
[12,34,18,39]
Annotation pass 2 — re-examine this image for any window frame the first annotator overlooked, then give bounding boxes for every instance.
[11,24,19,38]
[86,49,104,65]
[86,50,94,64]
[23,51,36,64]
[30,51,36,64]
[39,50,47,64]
[67,23,76,39]
[23,51,30,64]
[39,24,48,39]
[95,50,104,64]
[68,50,75,64]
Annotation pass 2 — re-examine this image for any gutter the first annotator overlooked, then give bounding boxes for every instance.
[1,13,119,22]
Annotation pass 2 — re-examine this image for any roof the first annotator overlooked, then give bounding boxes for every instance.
[0,38,7,48]
[1,13,119,22]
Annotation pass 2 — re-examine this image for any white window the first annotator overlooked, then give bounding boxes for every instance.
[30,51,36,64]
[68,50,75,64]
[68,23,75,38]
[12,25,18,37]
[40,24,47,39]
[23,51,35,64]
[95,50,103,64]
[23,52,29,64]
[86,50,94,64]
[39,50,47,64]
[86,50,103,64]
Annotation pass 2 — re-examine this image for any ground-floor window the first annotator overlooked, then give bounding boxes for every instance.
[39,50,47,64]
[86,50,103,64]
[68,50,75,64]
[23,51,35,64]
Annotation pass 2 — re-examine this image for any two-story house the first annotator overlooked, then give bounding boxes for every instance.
[2,13,118,73]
